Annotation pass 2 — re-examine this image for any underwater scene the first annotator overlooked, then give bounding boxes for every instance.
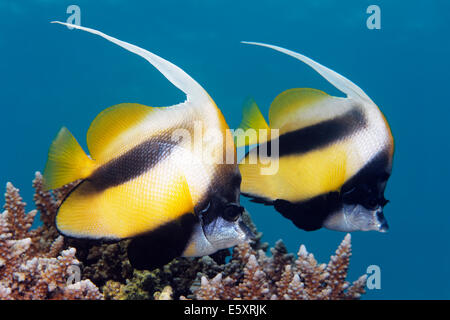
[0,0,449,301]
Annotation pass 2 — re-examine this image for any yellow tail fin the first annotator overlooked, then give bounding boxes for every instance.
[43,127,95,190]
[234,98,270,147]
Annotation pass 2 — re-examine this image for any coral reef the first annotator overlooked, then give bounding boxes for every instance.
[74,210,264,300]
[0,173,102,299]
[0,172,367,300]
[69,239,134,288]
[100,251,232,300]
[193,235,367,300]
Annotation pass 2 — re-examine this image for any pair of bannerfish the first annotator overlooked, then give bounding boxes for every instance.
[44,22,394,270]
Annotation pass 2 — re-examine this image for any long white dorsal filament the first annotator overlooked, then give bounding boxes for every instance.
[241,41,373,103]
[52,21,209,104]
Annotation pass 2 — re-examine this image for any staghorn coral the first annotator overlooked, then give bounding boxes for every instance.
[194,234,367,300]
[31,172,77,253]
[0,173,102,299]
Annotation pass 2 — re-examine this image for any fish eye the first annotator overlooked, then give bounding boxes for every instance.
[197,202,211,217]
[223,203,244,222]
[367,198,378,208]
[362,195,379,210]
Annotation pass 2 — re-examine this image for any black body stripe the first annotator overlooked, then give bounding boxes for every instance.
[127,213,198,270]
[340,150,391,209]
[59,210,198,270]
[87,139,177,192]
[196,167,242,225]
[341,150,391,194]
[248,108,366,158]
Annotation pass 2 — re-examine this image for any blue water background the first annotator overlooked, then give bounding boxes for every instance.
[1,0,449,299]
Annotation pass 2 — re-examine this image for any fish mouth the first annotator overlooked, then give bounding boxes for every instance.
[201,214,253,251]
[376,210,389,233]
[239,219,255,240]
[339,203,390,232]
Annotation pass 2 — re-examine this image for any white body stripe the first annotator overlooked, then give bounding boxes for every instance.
[344,102,392,176]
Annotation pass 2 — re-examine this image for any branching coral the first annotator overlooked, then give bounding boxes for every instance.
[0,172,367,300]
[75,210,262,300]
[0,173,102,299]
[71,240,133,288]
[194,234,367,300]
[101,250,233,300]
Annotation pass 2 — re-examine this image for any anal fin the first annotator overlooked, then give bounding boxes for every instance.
[273,192,341,232]
[127,213,198,270]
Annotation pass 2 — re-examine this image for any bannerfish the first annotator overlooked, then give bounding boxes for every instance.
[235,42,394,233]
[44,22,252,270]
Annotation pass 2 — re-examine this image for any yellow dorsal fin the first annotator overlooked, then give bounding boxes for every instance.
[234,98,270,147]
[86,103,155,162]
[268,88,330,131]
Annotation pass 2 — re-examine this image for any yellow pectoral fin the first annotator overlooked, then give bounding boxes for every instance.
[240,146,349,203]
[56,163,195,239]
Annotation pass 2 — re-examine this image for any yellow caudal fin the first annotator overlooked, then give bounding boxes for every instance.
[234,98,271,147]
[43,127,95,190]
